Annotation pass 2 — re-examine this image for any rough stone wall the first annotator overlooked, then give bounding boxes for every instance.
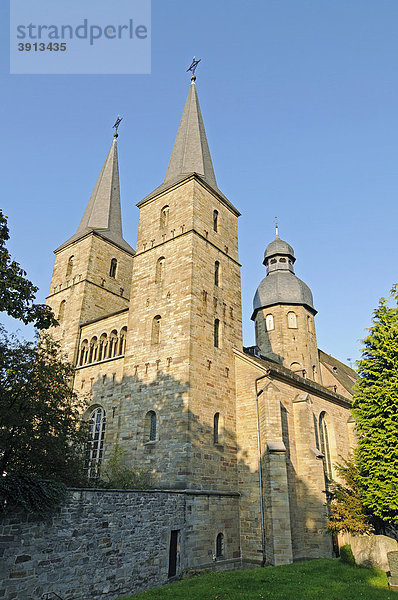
[255,305,320,382]
[0,489,240,600]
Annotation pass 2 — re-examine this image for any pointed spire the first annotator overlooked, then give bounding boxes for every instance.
[57,137,134,255]
[164,79,217,189]
[274,217,279,239]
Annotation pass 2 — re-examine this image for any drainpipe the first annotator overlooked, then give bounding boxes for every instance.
[255,372,270,567]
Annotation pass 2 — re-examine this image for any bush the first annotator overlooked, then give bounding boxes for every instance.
[340,544,356,566]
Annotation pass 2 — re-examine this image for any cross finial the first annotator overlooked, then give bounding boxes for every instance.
[187,56,201,81]
[274,217,279,239]
[113,115,123,138]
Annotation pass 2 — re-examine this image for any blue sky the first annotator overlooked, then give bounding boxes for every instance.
[1,0,397,366]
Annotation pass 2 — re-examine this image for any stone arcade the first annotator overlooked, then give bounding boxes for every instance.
[1,74,357,599]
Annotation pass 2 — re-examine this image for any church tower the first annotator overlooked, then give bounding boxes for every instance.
[121,74,243,490]
[252,231,321,381]
[46,135,135,363]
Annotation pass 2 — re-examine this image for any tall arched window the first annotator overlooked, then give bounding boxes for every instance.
[66,256,74,277]
[265,314,274,331]
[79,339,88,365]
[58,300,66,322]
[213,210,219,232]
[214,319,220,348]
[109,258,117,278]
[119,327,127,355]
[214,261,220,286]
[155,257,165,283]
[160,205,169,228]
[287,311,297,329]
[109,330,118,357]
[216,533,224,558]
[98,333,107,361]
[85,407,106,478]
[213,412,220,444]
[88,337,98,363]
[319,412,333,481]
[152,315,161,345]
[144,410,157,442]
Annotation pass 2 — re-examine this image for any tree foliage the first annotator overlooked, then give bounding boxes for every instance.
[326,458,375,535]
[353,285,398,524]
[0,329,88,511]
[98,445,153,490]
[0,209,56,329]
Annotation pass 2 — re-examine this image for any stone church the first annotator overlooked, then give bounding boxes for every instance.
[45,74,356,570]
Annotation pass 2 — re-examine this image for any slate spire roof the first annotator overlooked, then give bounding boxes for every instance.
[57,137,135,255]
[164,78,217,188]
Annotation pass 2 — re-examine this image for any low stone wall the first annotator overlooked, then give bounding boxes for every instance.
[0,488,240,600]
[339,533,398,571]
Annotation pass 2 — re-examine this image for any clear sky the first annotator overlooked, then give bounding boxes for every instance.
[1,0,397,366]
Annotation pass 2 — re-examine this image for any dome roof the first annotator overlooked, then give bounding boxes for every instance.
[264,237,295,262]
[253,270,316,314]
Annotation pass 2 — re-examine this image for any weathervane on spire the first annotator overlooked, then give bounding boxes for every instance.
[274,217,279,239]
[187,56,201,81]
[113,115,123,138]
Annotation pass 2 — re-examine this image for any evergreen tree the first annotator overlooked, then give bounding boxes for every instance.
[353,285,398,524]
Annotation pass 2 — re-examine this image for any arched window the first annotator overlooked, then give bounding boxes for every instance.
[214,319,220,348]
[265,314,274,331]
[109,330,118,357]
[287,311,297,329]
[88,337,98,363]
[214,261,220,286]
[79,339,88,366]
[216,533,224,558]
[144,410,157,442]
[213,412,221,444]
[290,362,302,373]
[155,257,165,283]
[85,407,106,479]
[319,412,333,481]
[98,333,107,361]
[152,315,161,345]
[213,209,219,232]
[58,300,66,322]
[66,256,74,277]
[119,327,127,355]
[160,205,169,228]
[109,258,117,278]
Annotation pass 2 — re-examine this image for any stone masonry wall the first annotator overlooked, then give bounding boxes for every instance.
[1,489,240,600]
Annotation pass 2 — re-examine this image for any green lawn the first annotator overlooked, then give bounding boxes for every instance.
[119,559,397,600]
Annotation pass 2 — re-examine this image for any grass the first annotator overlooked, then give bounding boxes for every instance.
[119,558,398,600]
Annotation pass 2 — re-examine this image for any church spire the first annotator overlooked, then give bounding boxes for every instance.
[57,136,134,255]
[164,77,217,189]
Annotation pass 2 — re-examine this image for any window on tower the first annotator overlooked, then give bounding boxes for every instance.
[287,311,297,328]
[152,315,161,345]
[265,314,274,331]
[214,319,220,348]
[214,261,220,286]
[213,412,220,444]
[66,255,74,277]
[58,299,66,322]
[155,257,165,283]
[213,209,219,232]
[85,406,106,479]
[216,533,224,558]
[109,258,117,278]
[144,410,157,442]
[160,205,169,228]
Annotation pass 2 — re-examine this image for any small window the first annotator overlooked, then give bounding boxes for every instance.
[287,311,297,329]
[88,337,98,363]
[214,261,220,286]
[109,330,118,357]
[270,258,277,264]
[279,257,286,263]
[145,410,157,442]
[265,314,274,331]
[213,412,220,444]
[155,257,165,283]
[58,299,66,322]
[216,533,224,558]
[79,339,89,365]
[214,319,220,348]
[119,327,127,355]
[213,210,219,232]
[98,333,108,361]
[109,258,117,278]
[161,205,169,228]
[66,255,74,277]
[85,407,106,479]
[152,315,161,345]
